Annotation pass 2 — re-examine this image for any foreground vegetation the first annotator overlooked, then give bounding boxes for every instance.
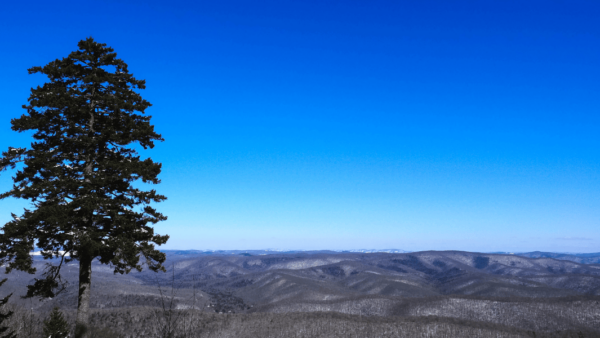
[1,305,599,338]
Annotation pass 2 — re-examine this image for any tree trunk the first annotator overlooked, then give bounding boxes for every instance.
[75,85,96,338]
[75,255,92,338]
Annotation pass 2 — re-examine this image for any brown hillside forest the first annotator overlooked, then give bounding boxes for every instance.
[0,250,599,337]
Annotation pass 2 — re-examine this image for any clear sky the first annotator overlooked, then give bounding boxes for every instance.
[1,0,598,252]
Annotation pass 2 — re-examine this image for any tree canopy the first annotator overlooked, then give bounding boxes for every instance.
[43,307,70,338]
[0,37,168,335]
[0,279,15,338]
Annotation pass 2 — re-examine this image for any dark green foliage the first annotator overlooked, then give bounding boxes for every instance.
[0,279,15,338]
[0,37,168,299]
[43,307,69,338]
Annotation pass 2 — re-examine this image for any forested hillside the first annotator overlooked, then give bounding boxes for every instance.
[1,251,599,337]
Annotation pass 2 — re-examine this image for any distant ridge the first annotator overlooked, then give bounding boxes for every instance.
[158,249,600,264]
[340,249,410,253]
[515,251,600,265]
[160,249,411,256]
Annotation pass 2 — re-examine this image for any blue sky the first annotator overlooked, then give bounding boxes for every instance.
[1,0,599,252]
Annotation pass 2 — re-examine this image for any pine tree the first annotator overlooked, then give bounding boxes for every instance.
[43,307,70,338]
[0,279,15,338]
[0,37,169,338]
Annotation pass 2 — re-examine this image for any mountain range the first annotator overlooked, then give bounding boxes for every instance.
[3,250,599,336]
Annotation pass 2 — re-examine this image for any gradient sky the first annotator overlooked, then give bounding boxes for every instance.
[1,0,599,252]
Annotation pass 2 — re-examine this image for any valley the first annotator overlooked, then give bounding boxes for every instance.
[2,250,599,337]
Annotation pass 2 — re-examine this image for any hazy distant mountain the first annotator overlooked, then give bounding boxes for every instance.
[515,251,600,264]
[161,249,412,255]
[160,249,600,263]
[340,249,410,253]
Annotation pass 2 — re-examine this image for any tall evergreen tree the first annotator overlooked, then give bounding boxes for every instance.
[0,279,15,338]
[43,307,70,338]
[0,38,168,337]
